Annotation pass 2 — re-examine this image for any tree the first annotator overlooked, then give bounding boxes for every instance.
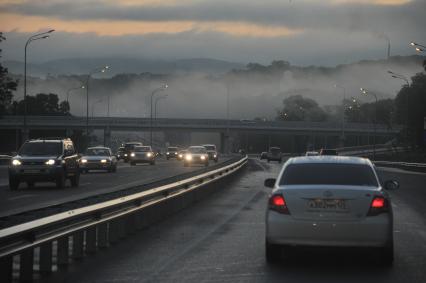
[15,93,70,115]
[276,95,327,122]
[394,61,426,147]
[0,32,18,116]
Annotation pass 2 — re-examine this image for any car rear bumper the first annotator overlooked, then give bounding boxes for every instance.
[266,211,392,247]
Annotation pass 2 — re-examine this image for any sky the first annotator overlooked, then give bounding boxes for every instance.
[0,0,425,66]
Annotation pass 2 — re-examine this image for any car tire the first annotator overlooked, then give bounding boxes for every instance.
[150,161,155,165]
[215,159,218,163]
[112,165,117,173]
[267,159,270,163]
[265,241,280,264]
[27,182,35,189]
[56,171,66,189]
[130,162,136,166]
[205,162,209,167]
[9,177,20,191]
[70,172,80,187]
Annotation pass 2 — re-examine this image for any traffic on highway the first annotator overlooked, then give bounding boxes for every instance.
[1,0,425,282]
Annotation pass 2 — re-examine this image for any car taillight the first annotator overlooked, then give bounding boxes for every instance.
[367,196,389,216]
[268,194,290,214]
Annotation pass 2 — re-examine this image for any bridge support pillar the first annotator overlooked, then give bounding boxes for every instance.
[85,227,97,254]
[220,132,227,153]
[104,126,111,148]
[72,231,84,259]
[97,223,108,248]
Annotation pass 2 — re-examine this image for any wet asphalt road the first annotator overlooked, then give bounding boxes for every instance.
[43,158,426,283]
[0,157,232,217]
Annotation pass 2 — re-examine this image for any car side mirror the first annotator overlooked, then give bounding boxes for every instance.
[264,178,276,188]
[384,180,399,190]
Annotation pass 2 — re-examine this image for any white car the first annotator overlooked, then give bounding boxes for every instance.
[264,156,398,265]
[184,146,209,167]
[80,147,117,173]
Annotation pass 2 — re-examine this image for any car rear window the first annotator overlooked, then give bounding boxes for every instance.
[279,163,378,187]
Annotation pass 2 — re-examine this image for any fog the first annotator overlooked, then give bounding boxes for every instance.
[13,55,425,120]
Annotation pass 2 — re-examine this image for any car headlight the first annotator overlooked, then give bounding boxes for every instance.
[101,159,107,163]
[213,154,217,158]
[200,155,206,160]
[147,152,152,157]
[185,154,192,161]
[130,153,135,157]
[81,159,88,164]
[166,152,170,155]
[12,159,22,166]
[178,154,183,158]
[45,159,56,165]
[124,153,128,157]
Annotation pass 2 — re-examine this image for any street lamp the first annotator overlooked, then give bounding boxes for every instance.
[388,70,410,144]
[66,85,85,104]
[86,65,109,136]
[410,42,426,52]
[360,88,378,160]
[150,83,168,147]
[23,29,54,141]
[334,84,346,146]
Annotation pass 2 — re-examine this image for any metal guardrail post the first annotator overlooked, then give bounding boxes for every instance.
[19,248,34,281]
[85,227,97,254]
[39,242,52,275]
[97,223,108,248]
[57,237,69,266]
[72,232,84,259]
[0,255,12,283]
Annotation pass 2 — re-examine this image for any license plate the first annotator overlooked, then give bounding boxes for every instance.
[306,199,348,212]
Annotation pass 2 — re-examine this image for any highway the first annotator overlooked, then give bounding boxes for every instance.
[40,158,426,283]
[0,157,233,218]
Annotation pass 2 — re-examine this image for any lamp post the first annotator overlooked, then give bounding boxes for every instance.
[23,29,54,141]
[66,85,85,104]
[334,84,346,146]
[388,70,410,144]
[150,84,168,147]
[86,65,109,136]
[360,88,378,159]
[410,42,426,53]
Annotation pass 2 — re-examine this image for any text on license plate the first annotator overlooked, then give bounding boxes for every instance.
[306,199,348,211]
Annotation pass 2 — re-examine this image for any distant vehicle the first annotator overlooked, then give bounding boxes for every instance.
[123,142,143,162]
[260,152,268,160]
[8,138,80,190]
[184,146,209,167]
[166,147,179,160]
[79,147,117,173]
[130,146,155,165]
[319,148,338,156]
[305,151,319,156]
[154,149,162,157]
[177,150,187,161]
[264,156,398,265]
[116,147,125,160]
[202,144,218,162]
[267,147,282,163]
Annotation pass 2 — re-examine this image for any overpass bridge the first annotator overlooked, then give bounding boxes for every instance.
[0,116,400,152]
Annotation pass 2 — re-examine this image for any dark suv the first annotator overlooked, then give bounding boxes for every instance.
[8,138,80,190]
[266,147,282,163]
[123,142,143,162]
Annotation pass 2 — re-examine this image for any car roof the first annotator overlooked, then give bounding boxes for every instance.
[202,144,215,146]
[189,146,205,149]
[88,147,110,150]
[27,140,62,143]
[287,156,372,165]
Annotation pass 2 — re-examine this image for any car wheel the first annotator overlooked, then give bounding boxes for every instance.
[9,177,20,190]
[130,162,136,166]
[70,172,80,187]
[215,159,218,163]
[205,162,209,167]
[150,161,155,165]
[265,241,280,264]
[112,165,117,173]
[27,182,35,189]
[56,171,66,189]
[267,159,270,163]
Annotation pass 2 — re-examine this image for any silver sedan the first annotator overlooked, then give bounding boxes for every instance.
[264,156,398,265]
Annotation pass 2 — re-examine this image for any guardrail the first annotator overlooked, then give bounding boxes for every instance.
[0,156,248,282]
[374,160,426,173]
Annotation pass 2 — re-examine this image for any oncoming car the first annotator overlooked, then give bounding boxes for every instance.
[202,144,218,162]
[183,146,209,167]
[79,147,117,173]
[166,147,179,160]
[123,142,143,162]
[130,146,155,165]
[264,156,398,265]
